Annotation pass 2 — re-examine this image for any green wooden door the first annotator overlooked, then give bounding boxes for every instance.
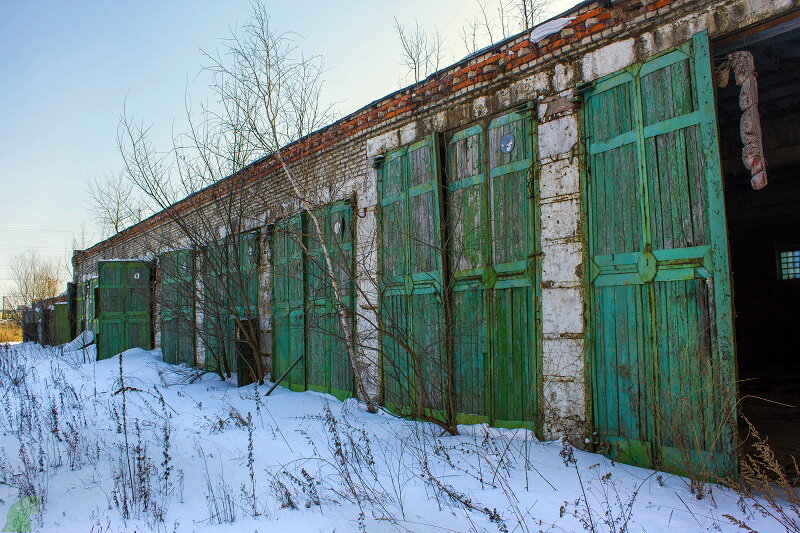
[447,110,539,428]
[203,233,259,375]
[97,261,152,360]
[204,242,233,373]
[160,250,196,366]
[232,232,260,379]
[230,233,259,321]
[272,215,306,391]
[272,203,356,399]
[53,303,70,345]
[379,135,445,415]
[584,32,736,476]
[305,201,355,400]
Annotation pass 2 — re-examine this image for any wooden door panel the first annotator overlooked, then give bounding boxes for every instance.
[379,136,445,416]
[446,111,539,429]
[585,32,736,476]
[272,215,305,390]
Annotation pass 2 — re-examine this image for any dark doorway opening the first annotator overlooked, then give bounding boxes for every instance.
[717,20,800,470]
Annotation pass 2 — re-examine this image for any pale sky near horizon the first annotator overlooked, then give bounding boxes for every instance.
[0,0,579,299]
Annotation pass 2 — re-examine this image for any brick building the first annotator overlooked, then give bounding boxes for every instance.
[71,0,800,476]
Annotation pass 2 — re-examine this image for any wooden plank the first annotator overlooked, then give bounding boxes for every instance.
[487,112,538,429]
[585,31,737,476]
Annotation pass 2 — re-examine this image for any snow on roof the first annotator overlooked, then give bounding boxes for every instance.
[530,17,574,43]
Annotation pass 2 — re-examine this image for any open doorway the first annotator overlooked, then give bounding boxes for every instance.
[716,18,800,471]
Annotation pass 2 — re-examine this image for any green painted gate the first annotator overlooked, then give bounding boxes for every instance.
[204,240,235,374]
[379,136,446,415]
[97,261,153,360]
[272,202,356,400]
[446,109,539,428]
[160,249,196,366]
[305,202,355,399]
[584,32,736,476]
[203,233,259,375]
[272,214,306,391]
[53,302,70,345]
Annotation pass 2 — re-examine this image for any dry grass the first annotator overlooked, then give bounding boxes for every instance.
[724,417,800,532]
[0,322,21,343]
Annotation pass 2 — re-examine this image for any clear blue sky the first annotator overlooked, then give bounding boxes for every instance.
[0,0,578,297]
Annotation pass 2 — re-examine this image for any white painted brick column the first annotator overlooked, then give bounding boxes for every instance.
[258,231,273,378]
[353,196,380,404]
[537,107,588,441]
[355,135,391,404]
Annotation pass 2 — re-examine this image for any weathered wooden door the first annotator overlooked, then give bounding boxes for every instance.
[446,109,539,428]
[584,32,736,476]
[204,233,259,375]
[272,205,356,398]
[305,201,355,400]
[272,214,307,391]
[53,302,70,345]
[230,233,259,322]
[160,249,196,366]
[97,261,152,360]
[379,135,446,414]
[204,241,235,373]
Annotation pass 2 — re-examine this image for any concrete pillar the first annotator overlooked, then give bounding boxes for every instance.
[537,97,588,441]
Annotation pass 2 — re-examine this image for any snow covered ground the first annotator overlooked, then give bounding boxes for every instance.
[0,340,789,532]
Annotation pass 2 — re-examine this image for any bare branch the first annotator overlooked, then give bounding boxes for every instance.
[6,251,64,327]
[394,17,446,84]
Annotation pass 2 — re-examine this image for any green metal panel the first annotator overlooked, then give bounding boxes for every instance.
[97,261,153,360]
[447,110,540,429]
[272,203,356,399]
[160,250,196,366]
[584,31,736,476]
[203,233,259,375]
[53,302,70,345]
[379,135,446,415]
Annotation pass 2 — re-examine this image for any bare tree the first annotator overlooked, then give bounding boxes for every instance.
[116,1,340,386]
[87,172,150,237]
[461,0,548,55]
[516,0,546,28]
[70,221,92,252]
[393,18,446,84]
[6,251,64,328]
[115,1,507,434]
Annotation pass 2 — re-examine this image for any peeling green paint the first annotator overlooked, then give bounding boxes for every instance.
[97,261,153,360]
[160,249,196,366]
[583,31,737,477]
